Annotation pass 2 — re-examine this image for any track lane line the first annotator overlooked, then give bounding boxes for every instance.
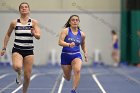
[58,77,65,93]
[50,70,63,93]
[0,73,11,79]
[0,81,15,93]
[92,74,107,93]
[11,74,38,93]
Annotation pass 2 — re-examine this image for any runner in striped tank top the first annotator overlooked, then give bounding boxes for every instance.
[0,2,41,93]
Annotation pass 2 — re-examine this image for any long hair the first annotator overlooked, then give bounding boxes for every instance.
[64,15,80,29]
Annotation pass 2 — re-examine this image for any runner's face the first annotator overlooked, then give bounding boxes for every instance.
[69,16,79,28]
[19,4,30,15]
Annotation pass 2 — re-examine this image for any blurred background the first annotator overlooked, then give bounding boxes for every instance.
[0,0,140,67]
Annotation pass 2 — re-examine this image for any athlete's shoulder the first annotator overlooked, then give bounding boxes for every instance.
[11,19,17,24]
[63,27,69,31]
[80,31,86,38]
[60,27,69,35]
[62,27,69,33]
[31,18,38,24]
[10,19,17,27]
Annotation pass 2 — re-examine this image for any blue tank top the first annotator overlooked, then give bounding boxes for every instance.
[62,27,82,53]
[113,39,118,49]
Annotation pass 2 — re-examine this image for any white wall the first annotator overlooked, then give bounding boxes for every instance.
[0,11,120,65]
[0,0,121,65]
[0,0,120,11]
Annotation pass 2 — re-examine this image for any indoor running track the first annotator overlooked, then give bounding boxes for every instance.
[0,64,140,93]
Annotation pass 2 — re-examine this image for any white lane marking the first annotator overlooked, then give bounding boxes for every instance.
[51,71,63,93]
[0,73,10,79]
[0,81,15,93]
[11,74,38,93]
[58,77,65,93]
[0,73,15,92]
[92,74,107,93]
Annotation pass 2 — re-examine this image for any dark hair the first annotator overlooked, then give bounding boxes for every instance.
[111,30,117,35]
[19,2,30,11]
[64,15,80,29]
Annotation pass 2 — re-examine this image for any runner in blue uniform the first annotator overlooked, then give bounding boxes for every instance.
[0,2,41,93]
[58,15,88,93]
[111,30,119,67]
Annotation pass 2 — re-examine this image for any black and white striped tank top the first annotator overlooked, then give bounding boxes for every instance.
[14,18,34,50]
